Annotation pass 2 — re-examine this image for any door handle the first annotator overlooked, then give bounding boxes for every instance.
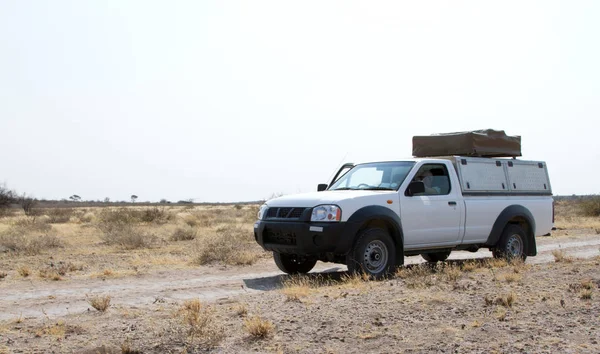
[448,201,457,206]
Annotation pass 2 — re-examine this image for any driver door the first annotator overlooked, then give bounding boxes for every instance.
[401,162,464,248]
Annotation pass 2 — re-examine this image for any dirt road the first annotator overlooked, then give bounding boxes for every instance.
[1,234,599,322]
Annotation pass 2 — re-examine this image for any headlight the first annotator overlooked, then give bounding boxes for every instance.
[257,204,268,220]
[311,205,341,222]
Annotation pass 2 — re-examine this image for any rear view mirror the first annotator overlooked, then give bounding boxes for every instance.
[406,181,425,196]
[317,184,328,192]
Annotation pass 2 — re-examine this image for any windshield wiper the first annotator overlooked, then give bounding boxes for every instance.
[331,187,356,190]
[361,187,395,190]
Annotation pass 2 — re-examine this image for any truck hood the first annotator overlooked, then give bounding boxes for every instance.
[266,190,397,207]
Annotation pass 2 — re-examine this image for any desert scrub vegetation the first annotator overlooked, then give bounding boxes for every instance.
[0,219,63,255]
[40,208,75,224]
[552,249,575,263]
[579,195,600,217]
[194,225,264,266]
[178,299,224,349]
[395,262,463,288]
[243,315,274,339]
[88,295,111,312]
[170,226,197,241]
[97,221,159,249]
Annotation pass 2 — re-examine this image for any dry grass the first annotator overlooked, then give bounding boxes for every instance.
[170,226,197,241]
[244,315,274,338]
[88,295,111,312]
[485,292,517,308]
[194,225,263,266]
[42,208,74,224]
[0,219,63,255]
[234,303,248,317]
[498,273,522,283]
[580,289,593,300]
[0,272,6,280]
[97,222,159,249]
[552,250,574,263]
[17,266,31,277]
[179,299,224,348]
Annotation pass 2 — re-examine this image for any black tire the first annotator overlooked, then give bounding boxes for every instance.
[273,253,317,274]
[347,227,397,279]
[492,224,527,261]
[421,251,451,263]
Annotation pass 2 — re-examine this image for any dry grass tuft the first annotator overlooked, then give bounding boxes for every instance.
[244,315,274,338]
[88,295,111,312]
[498,273,522,284]
[18,266,31,277]
[461,261,479,272]
[179,299,224,348]
[552,250,574,263]
[234,303,248,317]
[0,272,6,280]
[485,258,509,268]
[170,226,197,241]
[194,225,263,266]
[580,289,593,300]
[495,307,508,321]
[485,292,517,308]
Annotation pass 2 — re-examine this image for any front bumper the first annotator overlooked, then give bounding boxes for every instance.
[254,220,350,255]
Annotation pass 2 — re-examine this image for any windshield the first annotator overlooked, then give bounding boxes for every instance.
[329,161,415,191]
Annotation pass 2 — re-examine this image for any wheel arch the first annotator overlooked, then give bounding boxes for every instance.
[345,206,404,265]
[486,205,537,256]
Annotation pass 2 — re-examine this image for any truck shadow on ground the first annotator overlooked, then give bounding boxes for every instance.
[242,257,496,292]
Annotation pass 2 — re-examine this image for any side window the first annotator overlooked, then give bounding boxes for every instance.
[410,164,451,196]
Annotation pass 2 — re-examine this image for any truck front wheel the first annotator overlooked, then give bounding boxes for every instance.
[273,253,317,274]
[347,227,396,279]
[492,225,527,261]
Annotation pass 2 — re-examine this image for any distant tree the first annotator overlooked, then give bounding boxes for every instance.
[104,197,110,203]
[0,184,16,209]
[69,195,81,202]
[159,199,168,204]
[19,194,37,216]
[131,195,138,203]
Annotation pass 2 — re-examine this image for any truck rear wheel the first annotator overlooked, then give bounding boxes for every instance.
[492,225,527,261]
[421,251,451,263]
[273,253,317,274]
[347,227,396,279]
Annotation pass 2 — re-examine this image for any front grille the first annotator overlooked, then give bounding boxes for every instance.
[263,227,297,245]
[265,207,307,219]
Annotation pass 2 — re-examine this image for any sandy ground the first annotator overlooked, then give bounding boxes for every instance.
[1,233,599,353]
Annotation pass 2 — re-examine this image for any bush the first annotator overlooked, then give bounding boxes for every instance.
[580,196,600,217]
[194,225,262,266]
[43,208,75,223]
[98,207,172,224]
[0,185,16,209]
[179,299,224,347]
[98,222,159,249]
[171,227,197,241]
[244,316,274,338]
[88,295,111,312]
[0,231,63,255]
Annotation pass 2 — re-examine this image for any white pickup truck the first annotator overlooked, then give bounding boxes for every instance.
[254,156,553,278]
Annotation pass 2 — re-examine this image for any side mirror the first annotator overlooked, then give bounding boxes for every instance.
[406,181,425,196]
[317,184,328,192]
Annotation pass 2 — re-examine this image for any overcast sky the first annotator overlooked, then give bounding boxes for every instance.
[1,1,599,202]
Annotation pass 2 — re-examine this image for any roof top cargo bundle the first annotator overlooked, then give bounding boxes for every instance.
[412,129,522,158]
